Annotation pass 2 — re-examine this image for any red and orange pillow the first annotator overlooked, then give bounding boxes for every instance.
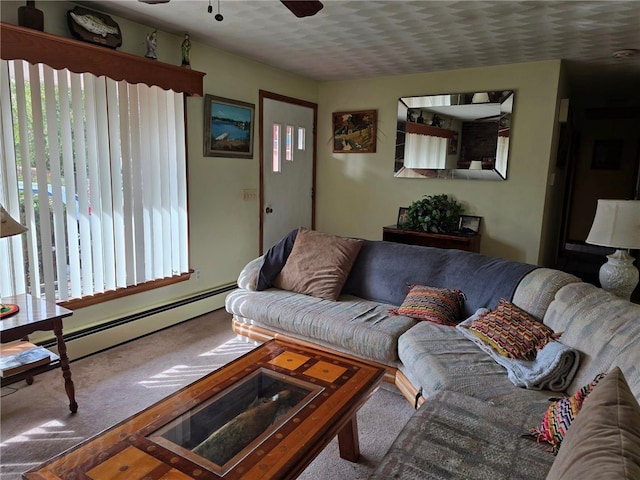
[392,285,465,326]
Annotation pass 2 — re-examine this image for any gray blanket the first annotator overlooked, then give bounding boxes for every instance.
[457,314,580,392]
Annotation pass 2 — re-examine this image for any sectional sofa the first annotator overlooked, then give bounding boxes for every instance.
[225,228,640,479]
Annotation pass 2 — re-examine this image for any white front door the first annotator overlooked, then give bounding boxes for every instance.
[260,92,316,252]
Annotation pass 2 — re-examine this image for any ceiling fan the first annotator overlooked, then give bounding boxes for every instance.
[138,0,324,18]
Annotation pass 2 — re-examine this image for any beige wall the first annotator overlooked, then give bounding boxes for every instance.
[316,61,563,264]
[1,1,318,357]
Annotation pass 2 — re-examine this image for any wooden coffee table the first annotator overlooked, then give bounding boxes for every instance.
[25,339,384,480]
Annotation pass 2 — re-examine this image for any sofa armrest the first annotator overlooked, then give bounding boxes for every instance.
[512,268,581,320]
[237,256,264,291]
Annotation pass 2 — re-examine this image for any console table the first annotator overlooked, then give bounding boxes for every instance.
[0,294,77,413]
[383,225,481,253]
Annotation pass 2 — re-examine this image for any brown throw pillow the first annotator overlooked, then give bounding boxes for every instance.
[466,298,559,360]
[546,366,640,479]
[273,228,363,301]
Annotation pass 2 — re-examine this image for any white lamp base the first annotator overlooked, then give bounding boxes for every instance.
[598,249,639,301]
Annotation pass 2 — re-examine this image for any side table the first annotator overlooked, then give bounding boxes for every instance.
[382,225,481,253]
[0,294,77,413]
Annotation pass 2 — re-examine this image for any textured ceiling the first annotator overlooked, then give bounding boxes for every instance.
[82,1,640,89]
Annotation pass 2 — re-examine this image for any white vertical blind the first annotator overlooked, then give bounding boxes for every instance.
[0,60,26,295]
[0,59,189,303]
[404,133,448,169]
[496,136,509,177]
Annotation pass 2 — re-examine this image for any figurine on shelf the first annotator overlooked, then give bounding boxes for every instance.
[145,29,157,59]
[181,33,191,68]
[18,1,44,31]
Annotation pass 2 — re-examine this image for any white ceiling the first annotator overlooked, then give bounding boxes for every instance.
[82,1,640,97]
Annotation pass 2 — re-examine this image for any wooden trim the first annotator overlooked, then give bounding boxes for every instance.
[1,23,205,96]
[258,90,318,255]
[406,122,457,139]
[395,369,425,408]
[58,271,192,310]
[231,315,407,394]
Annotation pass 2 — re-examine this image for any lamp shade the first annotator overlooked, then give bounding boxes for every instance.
[586,199,640,249]
[469,160,483,170]
[472,92,490,103]
[0,204,27,238]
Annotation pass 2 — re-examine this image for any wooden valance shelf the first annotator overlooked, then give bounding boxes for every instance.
[0,22,205,96]
[405,122,457,140]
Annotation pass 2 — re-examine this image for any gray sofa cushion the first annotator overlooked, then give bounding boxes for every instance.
[543,282,640,399]
[398,319,552,411]
[342,240,537,317]
[225,289,417,362]
[512,268,580,320]
[369,389,553,480]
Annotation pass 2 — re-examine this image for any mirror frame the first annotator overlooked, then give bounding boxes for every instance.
[394,90,514,181]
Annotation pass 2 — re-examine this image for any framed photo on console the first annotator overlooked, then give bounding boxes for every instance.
[458,215,481,234]
[397,207,409,227]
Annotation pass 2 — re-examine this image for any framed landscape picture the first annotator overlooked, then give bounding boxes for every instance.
[204,95,255,158]
[332,109,377,153]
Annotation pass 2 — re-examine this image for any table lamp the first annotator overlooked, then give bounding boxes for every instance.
[1,204,28,317]
[586,199,640,300]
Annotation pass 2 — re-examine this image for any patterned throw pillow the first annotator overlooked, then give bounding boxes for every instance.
[530,372,607,454]
[466,298,559,360]
[391,285,465,326]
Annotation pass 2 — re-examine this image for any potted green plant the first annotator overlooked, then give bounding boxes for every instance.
[403,194,464,234]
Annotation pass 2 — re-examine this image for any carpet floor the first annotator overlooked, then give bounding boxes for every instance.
[0,309,413,479]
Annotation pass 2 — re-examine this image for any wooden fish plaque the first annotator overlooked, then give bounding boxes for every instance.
[67,6,122,49]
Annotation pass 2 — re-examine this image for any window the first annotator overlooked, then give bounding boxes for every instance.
[285,125,293,161]
[272,123,281,173]
[0,59,189,306]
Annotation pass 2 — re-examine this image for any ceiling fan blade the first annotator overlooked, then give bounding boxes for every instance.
[281,1,323,18]
[138,0,170,4]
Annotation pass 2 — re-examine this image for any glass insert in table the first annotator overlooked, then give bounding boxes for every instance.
[150,368,323,475]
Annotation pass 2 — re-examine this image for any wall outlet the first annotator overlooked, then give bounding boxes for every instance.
[242,188,257,201]
[194,268,201,280]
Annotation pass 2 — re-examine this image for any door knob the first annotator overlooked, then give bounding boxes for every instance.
[265,207,273,214]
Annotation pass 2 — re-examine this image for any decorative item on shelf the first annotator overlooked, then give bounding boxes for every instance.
[404,194,463,234]
[397,207,409,227]
[586,199,640,301]
[18,1,44,31]
[457,215,482,235]
[181,33,191,68]
[0,204,28,318]
[67,6,122,49]
[145,29,158,59]
[430,114,443,128]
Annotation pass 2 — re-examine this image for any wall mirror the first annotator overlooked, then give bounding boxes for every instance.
[394,90,514,180]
